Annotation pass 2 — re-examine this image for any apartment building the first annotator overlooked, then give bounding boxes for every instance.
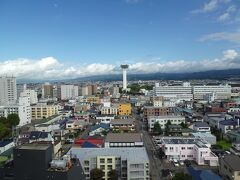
[219,154,240,180]
[110,119,135,132]
[20,89,38,104]
[156,137,218,166]
[42,83,54,98]
[31,103,58,120]
[0,96,31,126]
[143,106,174,121]
[154,82,193,101]
[68,147,150,180]
[0,76,17,105]
[148,115,185,131]
[193,84,231,100]
[118,103,132,115]
[60,85,78,100]
[101,104,118,115]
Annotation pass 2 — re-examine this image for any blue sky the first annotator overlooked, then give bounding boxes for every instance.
[0,0,240,79]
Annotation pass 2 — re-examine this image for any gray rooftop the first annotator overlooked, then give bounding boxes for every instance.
[222,155,240,171]
[68,147,149,163]
[194,122,210,128]
[105,133,142,143]
[110,119,134,125]
[161,137,209,148]
[17,144,50,150]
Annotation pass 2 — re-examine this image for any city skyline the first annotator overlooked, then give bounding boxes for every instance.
[1,0,240,79]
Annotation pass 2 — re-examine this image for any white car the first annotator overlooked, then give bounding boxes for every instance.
[179,161,184,166]
[174,162,180,167]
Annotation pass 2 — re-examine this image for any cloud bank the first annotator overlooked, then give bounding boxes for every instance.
[0,49,239,80]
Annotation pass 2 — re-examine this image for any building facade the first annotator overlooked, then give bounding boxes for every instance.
[0,76,17,106]
[31,103,58,120]
[68,147,150,180]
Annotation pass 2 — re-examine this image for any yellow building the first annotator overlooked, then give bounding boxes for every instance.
[118,103,132,115]
[87,96,100,104]
[96,156,116,180]
[31,103,58,120]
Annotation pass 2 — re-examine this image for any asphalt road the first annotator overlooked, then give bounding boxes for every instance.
[134,110,162,180]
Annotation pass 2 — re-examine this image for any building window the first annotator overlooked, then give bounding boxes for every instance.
[100,158,105,163]
[84,160,89,166]
[100,165,105,170]
[107,158,112,163]
[181,147,185,150]
[107,165,112,170]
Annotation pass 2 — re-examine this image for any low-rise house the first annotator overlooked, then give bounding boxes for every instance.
[157,137,218,166]
[168,124,192,136]
[29,131,53,143]
[74,112,90,123]
[225,129,240,142]
[219,154,240,180]
[66,120,86,131]
[89,123,110,136]
[204,113,232,128]
[230,142,240,155]
[105,133,143,148]
[192,122,211,133]
[219,119,239,134]
[95,115,115,124]
[110,119,135,132]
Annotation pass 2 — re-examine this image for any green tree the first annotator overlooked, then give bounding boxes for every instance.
[108,169,118,180]
[165,120,171,135]
[173,172,192,180]
[0,117,9,127]
[90,168,104,180]
[7,114,20,126]
[153,122,162,135]
[180,122,188,128]
[0,122,10,139]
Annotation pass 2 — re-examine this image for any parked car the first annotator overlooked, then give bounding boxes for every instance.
[173,159,179,167]
[179,161,184,166]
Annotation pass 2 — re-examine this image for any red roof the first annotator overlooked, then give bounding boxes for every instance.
[74,138,104,147]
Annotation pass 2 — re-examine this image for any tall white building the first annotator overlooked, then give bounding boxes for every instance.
[154,82,193,101]
[0,76,17,105]
[121,65,129,90]
[193,84,231,100]
[60,85,78,100]
[0,96,31,126]
[20,89,38,104]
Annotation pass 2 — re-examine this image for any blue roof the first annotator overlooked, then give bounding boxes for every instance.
[81,141,99,148]
[29,131,49,140]
[219,119,238,126]
[194,122,210,128]
[187,167,221,180]
[90,123,110,132]
[0,140,13,147]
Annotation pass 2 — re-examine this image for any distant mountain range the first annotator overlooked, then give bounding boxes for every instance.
[17,69,240,83]
[70,69,240,82]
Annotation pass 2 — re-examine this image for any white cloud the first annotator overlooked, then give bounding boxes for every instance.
[191,0,219,14]
[0,50,240,79]
[199,31,240,43]
[223,49,238,59]
[217,12,230,21]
